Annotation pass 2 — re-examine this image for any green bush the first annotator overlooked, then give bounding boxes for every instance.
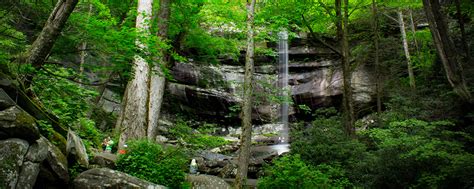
[116,140,187,188]
[357,119,474,188]
[291,115,367,167]
[258,154,349,189]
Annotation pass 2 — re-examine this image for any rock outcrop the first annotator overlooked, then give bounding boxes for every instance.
[73,168,167,189]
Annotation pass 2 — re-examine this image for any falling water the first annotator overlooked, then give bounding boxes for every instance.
[271,30,290,155]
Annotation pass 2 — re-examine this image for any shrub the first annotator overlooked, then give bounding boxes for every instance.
[116,140,187,188]
[291,115,367,167]
[358,119,474,188]
[258,154,349,189]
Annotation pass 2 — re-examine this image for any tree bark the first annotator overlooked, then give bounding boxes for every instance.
[398,10,416,89]
[23,0,79,88]
[371,0,382,115]
[147,0,171,141]
[422,0,471,102]
[116,0,153,148]
[235,0,255,188]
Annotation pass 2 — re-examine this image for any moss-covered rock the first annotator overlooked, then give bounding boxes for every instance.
[0,106,40,143]
[0,138,29,188]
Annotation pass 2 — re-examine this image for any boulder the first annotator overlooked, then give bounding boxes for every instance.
[186,174,231,189]
[73,168,167,189]
[0,106,40,143]
[44,136,69,184]
[0,88,15,110]
[25,137,48,163]
[0,138,29,188]
[66,129,89,167]
[90,152,117,169]
[16,137,49,189]
[15,161,40,189]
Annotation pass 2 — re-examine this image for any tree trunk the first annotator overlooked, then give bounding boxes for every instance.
[371,0,382,115]
[339,0,355,136]
[235,0,255,188]
[422,0,472,102]
[147,0,171,141]
[454,0,470,60]
[24,0,79,88]
[116,0,153,148]
[398,10,416,89]
[408,9,419,51]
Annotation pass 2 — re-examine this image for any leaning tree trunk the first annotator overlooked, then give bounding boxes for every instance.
[422,0,472,102]
[398,10,416,89]
[235,0,256,188]
[147,0,171,141]
[24,0,79,88]
[116,0,153,148]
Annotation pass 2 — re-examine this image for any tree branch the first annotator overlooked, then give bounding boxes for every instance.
[301,14,342,56]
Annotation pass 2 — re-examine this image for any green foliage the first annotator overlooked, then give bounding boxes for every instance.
[116,140,187,188]
[74,118,103,148]
[33,65,98,124]
[408,29,436,72]
[291,114,367,167]
[357,119,474,188]
[0,10,25,69]
[37,120,55,139]
[169,119,229,149]
[258,154,349,189]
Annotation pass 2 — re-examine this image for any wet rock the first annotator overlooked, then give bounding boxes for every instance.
[0,138,29,188]
[187,174,232,189]
[73,168,166,189]
[0,106,40,143]
[66,129,89,167]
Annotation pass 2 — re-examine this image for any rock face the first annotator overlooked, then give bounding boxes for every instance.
[165,46,374,122]
[73,168,167,189]
[186,174,232,189]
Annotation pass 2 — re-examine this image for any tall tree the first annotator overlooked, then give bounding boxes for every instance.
[397,9,416,89]
[116,0,153,148]
[371,0,382,115]
[23,0,79,88]
[235,0,256,188]
[337,0,355,136]
[147,0,172,141]
[422,0,472,102]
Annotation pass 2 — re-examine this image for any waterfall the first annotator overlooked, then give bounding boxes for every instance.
[278,30,289,143]
[271,30,290,155]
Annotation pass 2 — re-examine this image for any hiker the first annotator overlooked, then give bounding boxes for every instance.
[105,137,113,153]
[101,137,109,152]
[190,159,198,174]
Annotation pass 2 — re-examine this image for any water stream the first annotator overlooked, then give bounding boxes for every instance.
[271,30,290,155]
